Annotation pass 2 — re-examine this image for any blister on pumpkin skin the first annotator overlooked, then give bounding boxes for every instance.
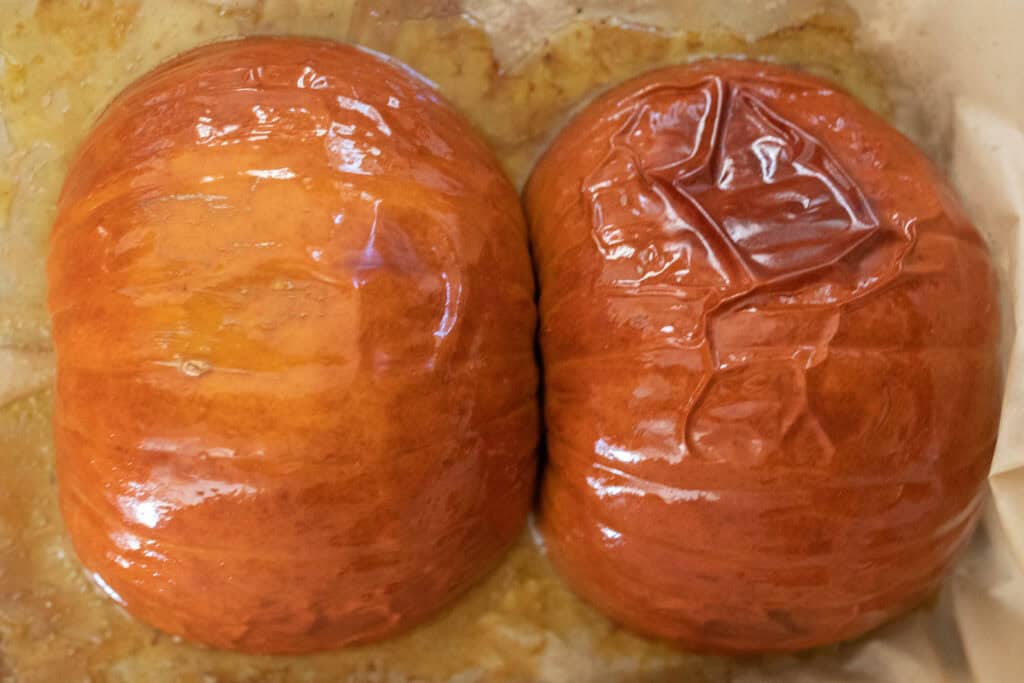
[47,36,539,655]
[527,59,1001,653]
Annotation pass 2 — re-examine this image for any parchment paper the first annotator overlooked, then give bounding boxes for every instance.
[0,0,1022,681]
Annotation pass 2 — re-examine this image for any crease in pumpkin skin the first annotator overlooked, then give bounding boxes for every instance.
[530,59,1000,653]
[580,74,917,466]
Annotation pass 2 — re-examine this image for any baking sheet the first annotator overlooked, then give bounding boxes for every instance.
[0,0,1021,680]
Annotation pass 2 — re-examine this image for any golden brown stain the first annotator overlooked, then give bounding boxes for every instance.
[35,0,141,52]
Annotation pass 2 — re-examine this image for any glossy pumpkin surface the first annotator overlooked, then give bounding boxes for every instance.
[526,59,1001,653]
[48,37,538,654]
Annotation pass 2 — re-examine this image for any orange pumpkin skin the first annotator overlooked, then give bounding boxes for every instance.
[526,60,1001,653]
[48,38,538,654]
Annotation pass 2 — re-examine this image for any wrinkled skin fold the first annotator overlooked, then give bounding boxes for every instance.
[526,59,1001,653]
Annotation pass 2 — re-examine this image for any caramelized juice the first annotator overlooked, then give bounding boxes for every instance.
[0,2,886,679]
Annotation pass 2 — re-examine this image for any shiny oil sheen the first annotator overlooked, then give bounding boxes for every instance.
[526,59,1002,653]
[46,37,538,654]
